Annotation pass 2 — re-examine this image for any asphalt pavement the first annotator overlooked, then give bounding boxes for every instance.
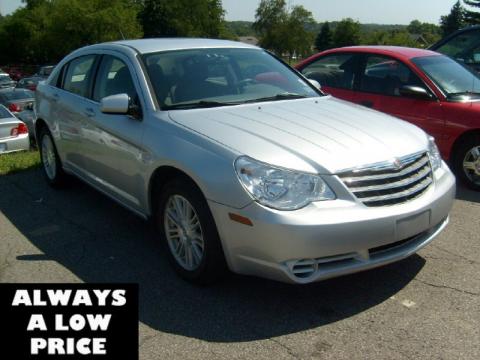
[0,168,479,359]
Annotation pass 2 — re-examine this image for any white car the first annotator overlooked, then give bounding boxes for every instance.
[0,105,30,153]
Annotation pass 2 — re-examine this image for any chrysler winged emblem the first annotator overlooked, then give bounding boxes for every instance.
[392,158,402,170]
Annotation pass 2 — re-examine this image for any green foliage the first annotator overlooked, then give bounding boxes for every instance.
[0,0,142,64]
[253,0,314,59]
[464,0,480,24]
[315,22,333,51]
[332,18,361,47]
[440,1,466,36]
[225,21,256,37]
[140,0,226,38]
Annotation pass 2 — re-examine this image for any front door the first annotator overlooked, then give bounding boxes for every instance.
[356,54,445,142]
[82,54,146,210]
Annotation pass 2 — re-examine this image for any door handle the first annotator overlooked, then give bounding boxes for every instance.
[84,107,95,118]
[360,100,374,108]
[52,93,60,103]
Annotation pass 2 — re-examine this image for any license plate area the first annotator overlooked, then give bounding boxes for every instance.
[396,210,431,241]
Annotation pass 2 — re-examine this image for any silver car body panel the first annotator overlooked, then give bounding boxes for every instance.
[35,39,456,283]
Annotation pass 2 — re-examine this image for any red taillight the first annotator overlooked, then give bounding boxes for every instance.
[10,123,28,137]
[8,103,21,112]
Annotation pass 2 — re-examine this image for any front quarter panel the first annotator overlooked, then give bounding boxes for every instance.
[142,112,253,213]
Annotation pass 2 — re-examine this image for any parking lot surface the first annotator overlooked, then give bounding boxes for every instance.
[0,169,479,359]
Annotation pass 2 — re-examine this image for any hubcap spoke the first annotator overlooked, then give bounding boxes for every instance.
[164,195,205,271]
[464,161,476,171]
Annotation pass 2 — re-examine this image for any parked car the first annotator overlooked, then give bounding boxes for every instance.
[297,46,480,190]
[35,39,455,284]
[0,105,30,154]
[16,76,43,91]
[0,88,35,116]
[35,65,55,78]
[0,73,16,89]
[430,25,480,73]
[6,67,24,81]
[17,109,37,145]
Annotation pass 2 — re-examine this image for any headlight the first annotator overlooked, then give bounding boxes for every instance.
[428,136,442,171]
[234,156,335,210]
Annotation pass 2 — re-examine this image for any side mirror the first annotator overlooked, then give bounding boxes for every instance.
[307,78,321,90]
[399,85,433,100]
[100,94,130,115]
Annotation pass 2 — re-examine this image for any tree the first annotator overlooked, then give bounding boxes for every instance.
[332,18,361,47]
[253,0,315,60]
[315,22,333,51]
[0,0,142,64]
[440,1,466,36]
[284,5,315,60]
[139,0,226,38]
[464,0,480,24]
[253,0,288,55]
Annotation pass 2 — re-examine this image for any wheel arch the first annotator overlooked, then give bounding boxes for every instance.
[148,165,206,216]
[450,129,480,164]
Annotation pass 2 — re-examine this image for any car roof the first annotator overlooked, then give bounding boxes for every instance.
[321,46,439,59]
[84,38,259,54]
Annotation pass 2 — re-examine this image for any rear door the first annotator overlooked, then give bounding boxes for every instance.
[299,53,362,103]
[54,54,99,173]
[356,54,444,141]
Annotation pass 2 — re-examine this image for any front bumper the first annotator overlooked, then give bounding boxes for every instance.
[0,133,30,154]
[209,165,456,284]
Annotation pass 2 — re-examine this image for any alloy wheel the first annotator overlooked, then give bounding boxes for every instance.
[163,194,205,271]
[41,134,57,180]
[463,146,480,186]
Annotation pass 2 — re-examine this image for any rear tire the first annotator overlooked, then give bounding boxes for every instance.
[38,127,67,188]
[452,133,480,191]
[155,178,227,285]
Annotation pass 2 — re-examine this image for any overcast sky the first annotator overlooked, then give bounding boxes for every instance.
[0,0,461,25]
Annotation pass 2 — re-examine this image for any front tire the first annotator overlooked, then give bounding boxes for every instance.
[155,178,227,284]
[453,133,480,191]
[38,127,67,187]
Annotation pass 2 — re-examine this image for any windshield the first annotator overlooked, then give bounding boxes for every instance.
[142,48,320,109]
[412,55,480,100]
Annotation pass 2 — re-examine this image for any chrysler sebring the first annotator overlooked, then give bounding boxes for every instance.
[35,39,455,284]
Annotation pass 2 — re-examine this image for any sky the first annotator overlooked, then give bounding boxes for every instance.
[0,0,462,25]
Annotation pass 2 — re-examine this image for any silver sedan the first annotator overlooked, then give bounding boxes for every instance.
[0,105,29,154]
[35,39,455,284]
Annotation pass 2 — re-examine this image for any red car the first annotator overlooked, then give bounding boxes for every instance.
[296,46,480,190]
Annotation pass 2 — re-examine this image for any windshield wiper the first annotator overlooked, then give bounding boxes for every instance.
[163,100,241,110]
[243,93,308,104]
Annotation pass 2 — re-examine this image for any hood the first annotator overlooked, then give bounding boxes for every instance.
[168,96,429,174]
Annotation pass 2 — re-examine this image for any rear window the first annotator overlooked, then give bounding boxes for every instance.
[1,90,34,100]
[0,75,11,82]
[0,106,11,119]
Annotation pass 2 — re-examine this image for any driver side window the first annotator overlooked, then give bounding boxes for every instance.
[93,56,137,102]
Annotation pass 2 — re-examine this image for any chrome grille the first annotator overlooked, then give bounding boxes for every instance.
[338,152,433,207]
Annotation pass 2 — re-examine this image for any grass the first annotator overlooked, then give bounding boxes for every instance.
[0,150,41,175]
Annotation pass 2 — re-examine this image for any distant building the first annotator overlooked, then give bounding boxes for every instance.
[409,34,429,48]
[238,36,259,46]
